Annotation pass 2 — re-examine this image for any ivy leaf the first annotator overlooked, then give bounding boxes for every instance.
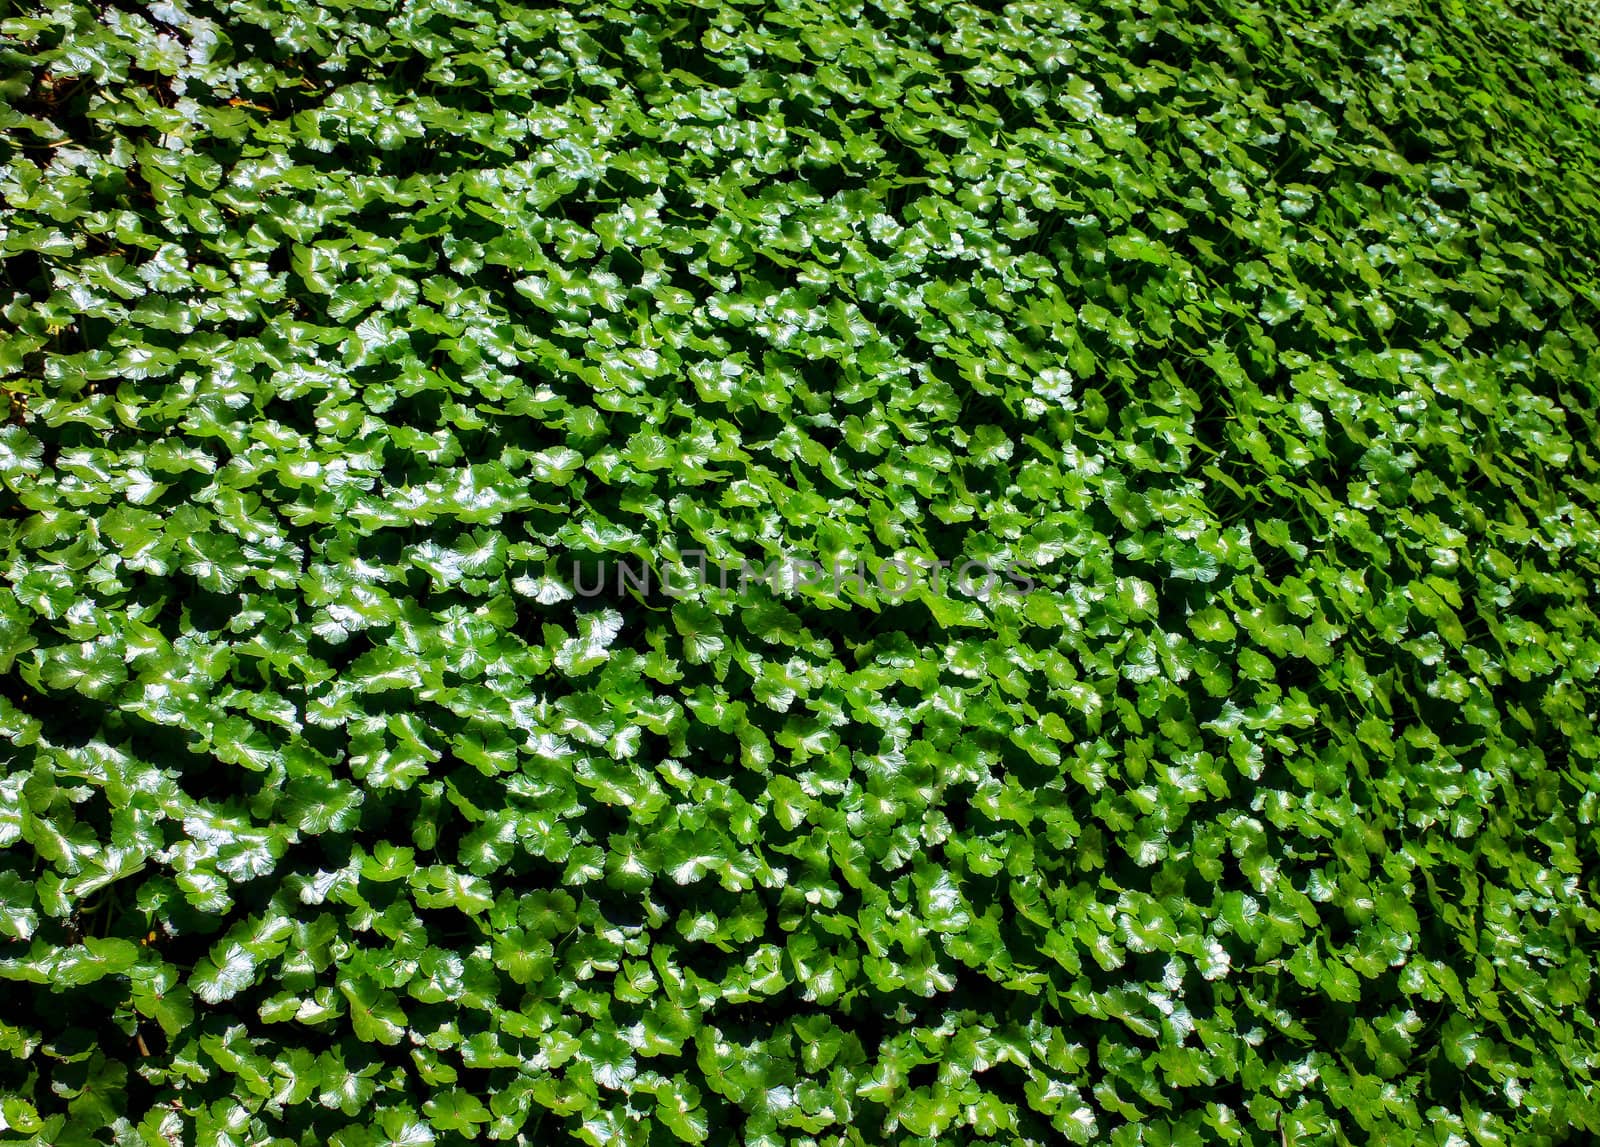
[191,942,258,1004]
[422,1089,490,1138]
[339,977,408,1046]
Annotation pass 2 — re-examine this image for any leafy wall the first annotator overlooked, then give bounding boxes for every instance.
[2,0,1600,1144]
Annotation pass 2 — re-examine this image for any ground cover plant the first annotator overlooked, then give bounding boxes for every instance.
[3,0,1600,1143]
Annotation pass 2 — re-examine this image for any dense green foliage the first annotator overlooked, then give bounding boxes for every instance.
[3,0,1600,1143]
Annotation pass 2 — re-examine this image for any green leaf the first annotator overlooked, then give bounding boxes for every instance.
[339,977,408,1046]
[422,1089,489,1138]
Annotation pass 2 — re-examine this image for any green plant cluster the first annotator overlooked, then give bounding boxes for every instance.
[3,0,1600,1143]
